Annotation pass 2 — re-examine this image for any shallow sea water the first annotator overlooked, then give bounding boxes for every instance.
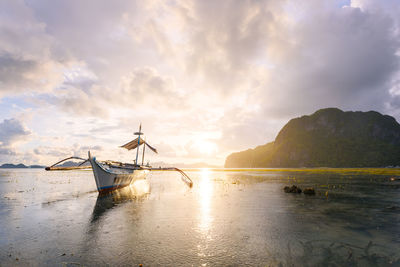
[0,168,399,266]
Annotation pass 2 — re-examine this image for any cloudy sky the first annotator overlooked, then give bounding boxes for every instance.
[0,0,399,166]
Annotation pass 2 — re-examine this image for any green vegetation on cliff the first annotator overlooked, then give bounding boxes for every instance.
[225,108,400,168]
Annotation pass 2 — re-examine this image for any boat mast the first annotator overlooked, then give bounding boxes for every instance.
[134,124,143,166]
[141,140,146,166]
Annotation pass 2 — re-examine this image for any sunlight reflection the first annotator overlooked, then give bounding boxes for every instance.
[129,179,150,196]
[106,179,150,200]
[197,168,214,235]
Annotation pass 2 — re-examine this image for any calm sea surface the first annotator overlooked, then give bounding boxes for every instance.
[0,168,399,266]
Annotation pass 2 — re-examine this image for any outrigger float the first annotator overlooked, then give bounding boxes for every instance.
[46,125,193,193]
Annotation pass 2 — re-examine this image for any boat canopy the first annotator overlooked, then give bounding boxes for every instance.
[120,138,158,153]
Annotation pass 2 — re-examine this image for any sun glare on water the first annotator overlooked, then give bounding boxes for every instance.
[130,179,150,196]
[196,168,215,259]
[197,168,214,233]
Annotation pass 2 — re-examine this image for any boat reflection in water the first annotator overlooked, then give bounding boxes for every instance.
[90,179,150,224]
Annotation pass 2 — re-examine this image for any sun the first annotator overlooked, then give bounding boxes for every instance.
[193,140,217,155]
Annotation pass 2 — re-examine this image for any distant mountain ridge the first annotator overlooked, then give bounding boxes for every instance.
[225,108,400,168]
[0,163,45,168]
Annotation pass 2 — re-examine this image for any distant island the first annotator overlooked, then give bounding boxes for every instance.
[225,108,400,168]
[0,163,45,169]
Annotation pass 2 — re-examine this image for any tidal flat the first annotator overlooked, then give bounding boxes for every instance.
[0,168,399,266]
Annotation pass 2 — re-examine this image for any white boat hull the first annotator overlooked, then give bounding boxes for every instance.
[88,154,148,193]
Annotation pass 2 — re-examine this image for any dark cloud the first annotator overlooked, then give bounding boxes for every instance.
[0,147,16,155]
[50,66,187,116]
[0,54,37,86]
[33,147,69,157]
[24,0,151,83]
[0,1,65,97]
[226,1,400,128]
[0,118,31,146]
[33,144,102,158]
[0,53,62,95]
[120,67,185,107]
[0,118,30,163]
[279,6,399,110]
[183,0,279,92]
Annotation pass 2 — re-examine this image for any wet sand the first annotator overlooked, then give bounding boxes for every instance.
[0,168,399,266]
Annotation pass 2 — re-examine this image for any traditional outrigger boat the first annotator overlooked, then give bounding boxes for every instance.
[46,125,193,193]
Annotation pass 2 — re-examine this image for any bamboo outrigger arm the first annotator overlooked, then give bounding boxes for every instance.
[148,167,193,188]
[45,156,91,171]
